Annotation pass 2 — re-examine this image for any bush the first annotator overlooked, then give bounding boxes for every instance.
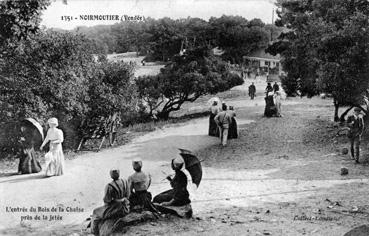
[281,75,298,97]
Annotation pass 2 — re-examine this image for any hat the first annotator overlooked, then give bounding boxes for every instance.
[354,107,361,112]
[110,169,120,180]
[132,158,143,171]
[171,157,184,170]
[47,117,58,127]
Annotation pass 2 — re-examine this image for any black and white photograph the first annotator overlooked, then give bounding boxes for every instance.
[0,0,369,235]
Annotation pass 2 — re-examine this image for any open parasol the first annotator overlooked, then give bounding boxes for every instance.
[207,97,221,107]
[178,148,202,187]
[22,118,44,141]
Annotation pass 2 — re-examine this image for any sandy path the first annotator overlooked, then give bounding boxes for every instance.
[0,95,366,235]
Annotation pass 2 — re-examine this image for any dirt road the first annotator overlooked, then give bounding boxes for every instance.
[1,88,368,236]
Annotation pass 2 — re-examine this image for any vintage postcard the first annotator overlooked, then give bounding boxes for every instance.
[0,0,368,235]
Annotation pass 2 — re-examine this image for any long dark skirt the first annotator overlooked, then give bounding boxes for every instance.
[208,113,219,137]
[228,117,238,139]
[153,189,190,206]
[264,96,276,117]
[129,190,158,213]
[18,148,41,174]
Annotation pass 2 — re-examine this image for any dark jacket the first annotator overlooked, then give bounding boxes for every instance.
[347,115,364,138]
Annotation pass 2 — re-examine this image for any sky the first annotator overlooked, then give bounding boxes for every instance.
[41,0,277,30]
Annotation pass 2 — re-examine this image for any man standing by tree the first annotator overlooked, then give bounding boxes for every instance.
[214,103,232,147]
[347,107,365,163]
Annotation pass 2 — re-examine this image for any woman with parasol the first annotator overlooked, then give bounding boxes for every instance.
[153,149,202,207]
[17,118,43,174]
[40,117,65,176]
[153,157,191,207]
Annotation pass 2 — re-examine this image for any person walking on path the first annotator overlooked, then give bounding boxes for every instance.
[347,107,365,163]
[40,117,65,177]
[214,103,232,146]
[227,106,238,139]
[208,101,221,137]
[17,123,42,174]
[248,82,256,100]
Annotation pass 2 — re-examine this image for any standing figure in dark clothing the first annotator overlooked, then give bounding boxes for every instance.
[227,106,238,139]
[264,92,276,117]
[265,83,273,95]
[208,101,220,137]
[273,82,280,92]
[347,107,365,163]
[153,157,191,206]
[18,123,42,175]
[248,82,256,100]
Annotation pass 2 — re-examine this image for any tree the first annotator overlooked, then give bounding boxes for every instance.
[136,46,244,119]
[209,16,270,64]
[0,0,50,46]
[87,59,138,119]
[0,31,95,122]
[267,0,369,121]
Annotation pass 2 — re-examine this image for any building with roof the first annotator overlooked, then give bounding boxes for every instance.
[243,48,284,77]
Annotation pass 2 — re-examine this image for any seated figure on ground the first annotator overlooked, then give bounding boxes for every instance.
[90,169,130,235]
[153,157,191,207]
[128,158,158,213]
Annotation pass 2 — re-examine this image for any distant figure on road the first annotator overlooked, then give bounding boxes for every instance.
[214,103,232,146]
[273,82,280,92]
[208,101,220,137]
[347,107,364,163]
[248,82,256,100]
[228,106,238,139]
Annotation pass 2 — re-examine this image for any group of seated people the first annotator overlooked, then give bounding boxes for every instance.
[89,157,190,235]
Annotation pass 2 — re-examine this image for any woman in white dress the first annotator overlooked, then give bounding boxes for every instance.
[40,117,65,176]
[274,91,282,117]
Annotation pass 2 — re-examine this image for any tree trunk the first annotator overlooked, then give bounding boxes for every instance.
[157,111,170,120]
[333,98,339,122]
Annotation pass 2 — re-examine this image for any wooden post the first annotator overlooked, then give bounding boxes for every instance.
[98,136,106,151]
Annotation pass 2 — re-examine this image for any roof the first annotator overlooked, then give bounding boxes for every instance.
[244,48,281,61]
